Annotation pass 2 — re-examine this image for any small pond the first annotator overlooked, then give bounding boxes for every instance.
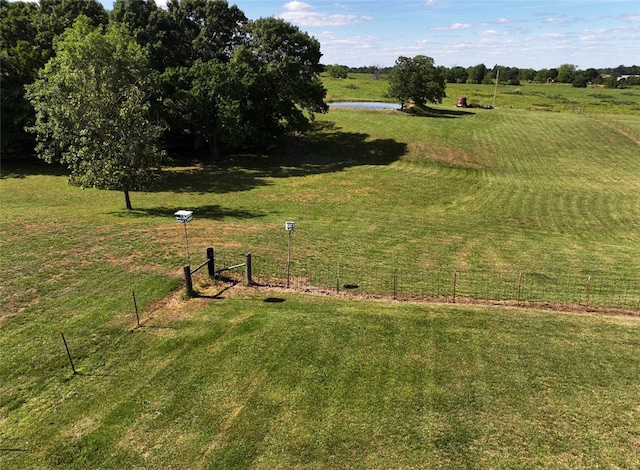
[329,101,401,110]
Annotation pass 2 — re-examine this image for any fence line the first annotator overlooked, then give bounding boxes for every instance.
[211,251,639,312]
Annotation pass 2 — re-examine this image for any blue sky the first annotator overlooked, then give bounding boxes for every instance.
[105,0,639,69]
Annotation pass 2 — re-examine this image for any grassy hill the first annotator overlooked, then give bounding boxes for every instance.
[1,78,639,468]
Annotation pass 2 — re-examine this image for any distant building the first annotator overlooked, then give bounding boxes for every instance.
[617,74,640,82]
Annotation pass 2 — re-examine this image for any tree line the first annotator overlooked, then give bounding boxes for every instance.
[2,0,328,209]
[327,63,640,88]
[2,0,327,156]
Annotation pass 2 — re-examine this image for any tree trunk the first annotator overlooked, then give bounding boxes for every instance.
[208,132,219,162]
[124,190,133,210]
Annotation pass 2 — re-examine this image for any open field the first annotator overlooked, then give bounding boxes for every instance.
[1,80,640,467]
[323,73,640,116]
[2,287,640,469]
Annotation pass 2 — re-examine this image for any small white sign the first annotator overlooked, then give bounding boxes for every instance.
[285,221,296,232]
[174,210,193,223]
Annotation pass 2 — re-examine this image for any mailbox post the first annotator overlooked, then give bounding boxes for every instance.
[175,210,193,265]
[285,221,295,288]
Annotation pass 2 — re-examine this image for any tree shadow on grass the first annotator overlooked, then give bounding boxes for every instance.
[155,123,407,194]
[405,105,477,118]
[0,156,69,178]
[110,204,267,221]
[3,125,408,203]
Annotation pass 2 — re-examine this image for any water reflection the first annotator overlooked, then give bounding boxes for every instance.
[329,102,401,110]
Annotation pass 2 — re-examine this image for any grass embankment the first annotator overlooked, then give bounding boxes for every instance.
[2,289,639,468]
[1,78,640,468]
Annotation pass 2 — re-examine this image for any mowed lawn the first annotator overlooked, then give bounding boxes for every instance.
[1,289,639,469]
[2,82,640,468]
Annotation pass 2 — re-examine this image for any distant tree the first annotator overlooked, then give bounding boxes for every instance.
[534,68,549,82]
[482,71,495,85]
[467,63,487,84]
[371,63,383,80]
[603,75,620,89]
[387,55,446,110]
[446,66,468,84]
[558,64,580,83]
[583,68,600,83]
[25,17,164,210]
[326,64,349,79]
[572,72,588,88]
[520,68,537,82]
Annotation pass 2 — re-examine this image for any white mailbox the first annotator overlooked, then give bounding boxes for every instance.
[285,221,295,232]
[174,210,193,224]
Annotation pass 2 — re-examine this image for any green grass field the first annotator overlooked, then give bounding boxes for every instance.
[323,73,640,116]
[1,78,640,468]
[2,290,639,469]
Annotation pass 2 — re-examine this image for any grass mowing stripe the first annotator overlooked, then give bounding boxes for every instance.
[2,83,640,467]
[3,291,638,468]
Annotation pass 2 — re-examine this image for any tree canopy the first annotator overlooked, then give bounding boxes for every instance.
[387,55,446,110]
[25,17,164,210]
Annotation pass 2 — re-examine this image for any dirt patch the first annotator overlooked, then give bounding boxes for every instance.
[407,142,485,170]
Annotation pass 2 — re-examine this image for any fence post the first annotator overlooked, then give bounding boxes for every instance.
[183,265,194,297]
[245,253,252,286]
[393,269,398,300]
[586,275,592,309]
[452,270,457,303]
[61,332,77,375]
[207,247,215,279]
[132,290,140,327]
[517,272,523,305]
[336,263,340,294]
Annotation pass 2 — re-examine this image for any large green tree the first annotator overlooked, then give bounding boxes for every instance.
[241,17,327,140]
[158,13,327,160]
[25,17,164,210]
[387,55,446,110]
[0,0,107,152]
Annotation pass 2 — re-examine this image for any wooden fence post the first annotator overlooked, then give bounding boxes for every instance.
[245,253,252,286]
[393,269,398,300]
[586,275,592,309]
[61,332,77,375]
[452,270,457,303]
[132,290,140,327]
[207,247,215,279]
[183,265,194,297]
[517,272,523,305]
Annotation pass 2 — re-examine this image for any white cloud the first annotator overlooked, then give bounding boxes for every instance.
[283,1,313,12]
[431,22,473,31]
[618,13,640,23]
[478,29,500,36]
[279,1,373,27]
[424,0,437,6]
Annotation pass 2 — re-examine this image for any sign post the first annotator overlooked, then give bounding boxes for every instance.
[285,221,295,288]
[174,210,193,266]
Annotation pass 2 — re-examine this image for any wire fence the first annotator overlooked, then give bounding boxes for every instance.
[210,250,639,313]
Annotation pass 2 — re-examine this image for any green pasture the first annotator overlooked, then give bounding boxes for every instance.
[2,78,640,467]
[323,72,640,115]
[2,290,639,469]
